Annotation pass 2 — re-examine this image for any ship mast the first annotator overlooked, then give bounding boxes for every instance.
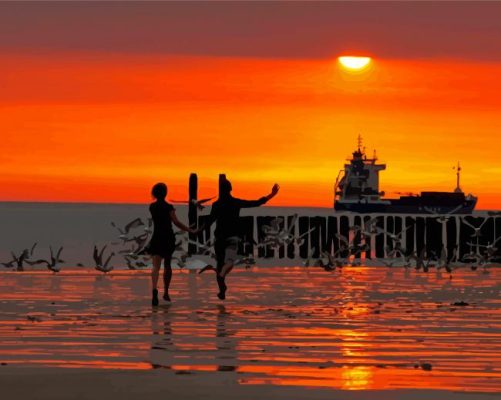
[454,161,462,193]
[357,133,363,152]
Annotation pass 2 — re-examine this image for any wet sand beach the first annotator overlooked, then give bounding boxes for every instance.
[0,267,499,399]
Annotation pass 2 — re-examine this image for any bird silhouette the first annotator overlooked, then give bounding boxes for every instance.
[171,197,215,210]
[93,245,114,273]
[28,246,64,273]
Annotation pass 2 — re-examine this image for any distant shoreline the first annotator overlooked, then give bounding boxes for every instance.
[0,201,497,212]
[0,201,332,211]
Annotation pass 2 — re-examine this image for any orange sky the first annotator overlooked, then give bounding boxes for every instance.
[1,53,500,209]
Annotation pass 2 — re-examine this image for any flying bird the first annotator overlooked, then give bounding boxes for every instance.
[423,204,463,223]
[424,204,463,216]
[198,264,217,274]
[171,197,215,210]
[5,243,38,271]
[111,218,145,243]
[93,245,114,273]
[462,218,489,239]
[28,246,64,273]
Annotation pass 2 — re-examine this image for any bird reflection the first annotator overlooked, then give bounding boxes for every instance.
[92,274,112,298]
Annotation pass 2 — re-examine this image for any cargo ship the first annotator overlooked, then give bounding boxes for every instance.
[334,136,477,214]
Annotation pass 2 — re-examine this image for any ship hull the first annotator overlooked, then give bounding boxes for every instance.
[334,202,476,214]
[335,193,477,214]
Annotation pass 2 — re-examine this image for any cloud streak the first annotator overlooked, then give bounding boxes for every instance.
[1,2,501,60]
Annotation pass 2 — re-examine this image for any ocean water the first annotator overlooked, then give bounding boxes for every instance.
[0,202,330,268]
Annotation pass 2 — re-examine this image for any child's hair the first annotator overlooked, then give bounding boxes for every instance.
[151,182,168,200]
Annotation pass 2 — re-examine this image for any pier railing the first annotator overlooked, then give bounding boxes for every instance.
[187,173,501,260]
[193,213,500,261]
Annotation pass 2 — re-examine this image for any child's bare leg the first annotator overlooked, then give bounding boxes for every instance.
[163,257,172,301]
[220,261,234,278]
[151,256,162,289]
[151,255,162,306]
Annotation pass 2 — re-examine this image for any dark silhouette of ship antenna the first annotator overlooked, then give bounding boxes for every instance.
[453,162,462,193]
[357,133,363,151]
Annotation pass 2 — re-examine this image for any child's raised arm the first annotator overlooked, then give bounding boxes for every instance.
[169,210,198,234]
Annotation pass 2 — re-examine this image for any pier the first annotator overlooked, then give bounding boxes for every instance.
[187,174,501,261]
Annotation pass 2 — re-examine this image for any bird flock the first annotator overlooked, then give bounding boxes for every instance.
[1,212,500,275]
[298,213,501,276]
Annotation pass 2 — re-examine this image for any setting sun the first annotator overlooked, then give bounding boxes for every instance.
[338,56,372,71]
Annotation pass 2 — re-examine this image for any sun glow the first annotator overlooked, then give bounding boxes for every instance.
[338,56,372,71]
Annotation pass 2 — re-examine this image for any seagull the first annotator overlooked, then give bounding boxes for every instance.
[415,248,426,271]
[382,225,412,244]
[111,217,144,235]
[111,218,145,243]
[311,250,343,271]
[2,247,36,271]
[292,228,316,247]
[487,211,501,217]
[93,245,114,273]
[198,264,217,274]
[171,240,191,269]
[437,246,457,274]
[260,214,315,248]
[134,260,149,268]
[262,217,285,236]
[187,238,215,257]
[260,216,314,249]
[1,260,16,269]
[302,247,316,267]
[184,258,215,272]
[28,246,64,273]
[28,242,38,257]
[234,256,256,269]
[386,242,406,259]
[4,243,38,271]
[381,259,397,268]
[144,218,153,234]
[11,249,30,271]
[403,251,417,268]
[314,254,336,271]
[462,253,484,271]
[335,232,350,247]
[124,255,149,270]
[424,250,437,272]
[423,204,463,222]
[349,217,380,241]
[121,232,151,256]
[171,197,215,211]
[424,204,463,216]
[124,257,136,270]
[462,218,489,239]
[471,236,501,259]
[258,219,315,249]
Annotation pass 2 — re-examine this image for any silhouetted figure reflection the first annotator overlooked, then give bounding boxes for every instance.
[150,305,174,369]
[215,305,237,372]
[205,179,279,299]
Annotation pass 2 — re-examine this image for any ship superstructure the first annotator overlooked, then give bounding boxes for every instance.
[334,136,477,214]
